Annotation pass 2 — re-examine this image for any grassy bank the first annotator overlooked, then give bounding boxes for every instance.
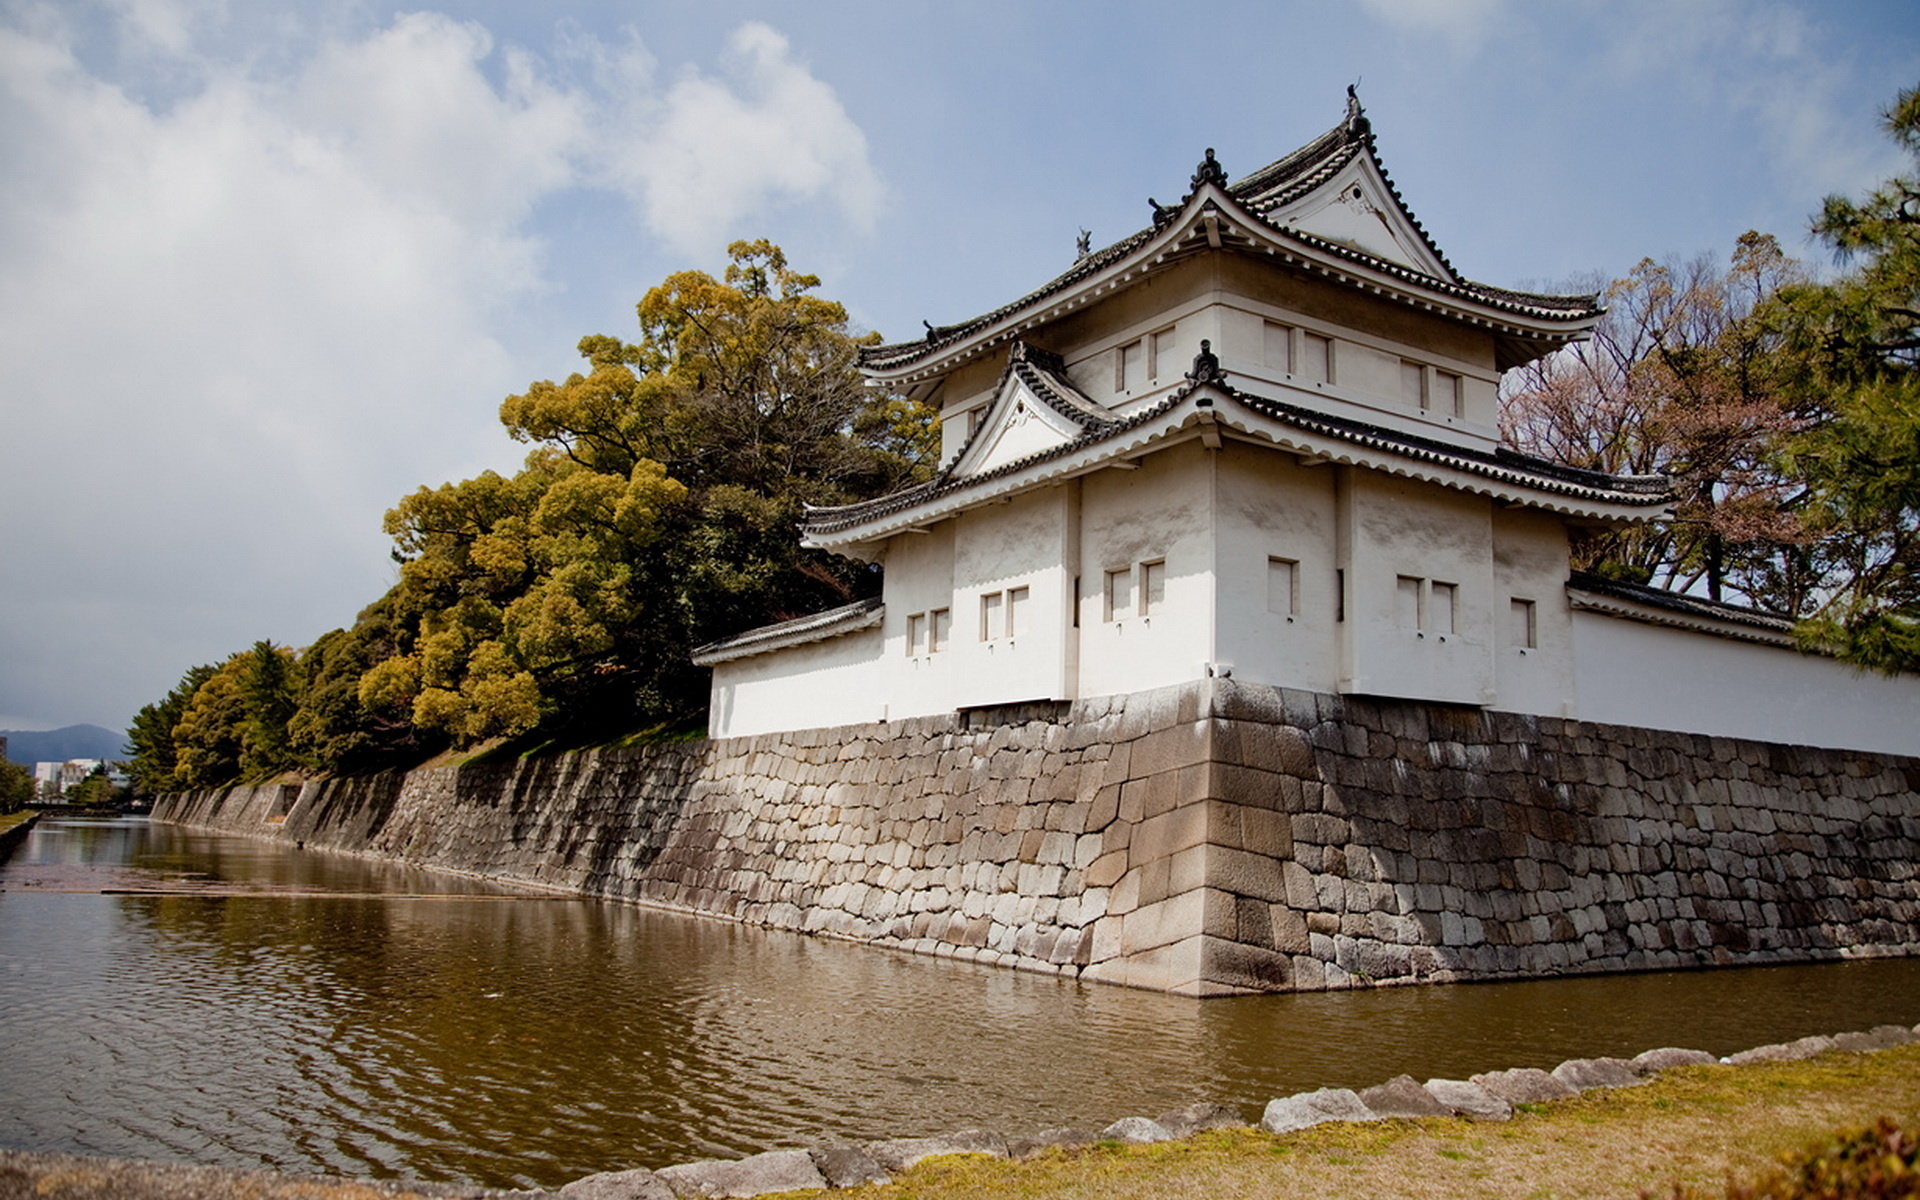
[842,1043,1920,1200]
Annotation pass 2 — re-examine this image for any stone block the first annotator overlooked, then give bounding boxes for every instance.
[1099,1117,1174,1144]
[1358,1075,1451,1118]
[1155,1101,1247,1137]
[1207,845,1289,904]
[1470,1067,1577,1104]
[1006,1127,1100,1158]
[808,1146,890,1189]
[558,1167,676,1199]
[1422,1078,1511,1120]
[863,1129,1009,1173]
[1259,1088,1380,1134]
[1551,1058,1642,1091]
[656,1149,827,1198]
[1199,935,1293,991]
[1629,1048,1716,1075]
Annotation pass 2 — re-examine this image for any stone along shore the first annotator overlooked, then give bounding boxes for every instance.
[4,1021,1916,1199]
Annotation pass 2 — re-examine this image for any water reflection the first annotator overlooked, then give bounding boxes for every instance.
[1,815,1915,1190]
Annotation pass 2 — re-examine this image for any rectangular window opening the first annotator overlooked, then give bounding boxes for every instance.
[1437,371,1463,418]
[1007,586,1029,638]
[1116,339,1145,392]
[1301,332,1333,384]
[1264,321,1294,374]
[1511,598,1538,649]
[1401,360,1427,411]
[1104,567,1133,622]
[929,607,950,653]
[907,612,925,656]
[1141,560,1167,615]
[980,591,1004,641]
[1335,568,1346,622]
[1396,575,1423,630]
[1430,581,1457,634]
[1149,328,1177,381]
[1267,556,1299,617]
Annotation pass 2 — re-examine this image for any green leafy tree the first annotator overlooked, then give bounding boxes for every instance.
[1768,83,1920,671]
[372,239,935,746]
[67,763,121,807]
[126,663,216,793]
[0,759,32,813]
[240,640,300,777]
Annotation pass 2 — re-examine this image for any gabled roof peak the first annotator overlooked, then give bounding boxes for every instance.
[863,92,1602,379]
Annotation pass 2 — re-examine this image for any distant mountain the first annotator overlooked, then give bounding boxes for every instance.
[2,725,126,766]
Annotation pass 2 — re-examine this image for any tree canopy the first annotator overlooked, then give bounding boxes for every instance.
[1502,82,1920,672]
[127,241,936,793]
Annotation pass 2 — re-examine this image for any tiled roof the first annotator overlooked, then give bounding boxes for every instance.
[690,596,884,665]
[860,103,1600,376]
[803,376,1669,540]
[1566,571,1794,637]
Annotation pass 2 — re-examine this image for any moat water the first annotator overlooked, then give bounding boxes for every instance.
[2,813,1916,1191]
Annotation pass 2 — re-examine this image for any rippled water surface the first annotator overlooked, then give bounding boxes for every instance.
[2,814,1916,1190]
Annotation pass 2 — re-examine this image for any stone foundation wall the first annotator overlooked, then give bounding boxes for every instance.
[153,680,1920,996]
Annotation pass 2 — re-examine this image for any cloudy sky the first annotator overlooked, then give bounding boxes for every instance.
[2,0,1915,734]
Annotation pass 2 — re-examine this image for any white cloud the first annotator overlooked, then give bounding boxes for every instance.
[0,10,881,728]
[598,21,886,251]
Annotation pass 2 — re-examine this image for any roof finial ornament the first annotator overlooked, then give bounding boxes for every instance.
[1186,338,1226,385]
[923,319,938,342]
[1344,82,1370,139]
[1190,147,1228,192]
[1148,197,1176,227]
[1076,228,1092,259]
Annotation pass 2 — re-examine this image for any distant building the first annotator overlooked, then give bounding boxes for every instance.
[34,759,107,798]
[696,93,1918,757]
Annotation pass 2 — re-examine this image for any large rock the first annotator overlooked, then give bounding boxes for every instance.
[1831,1025,1917,1053]
[1422,1079,1512,1121]
[1099,1117,1174,1144]
[1728,1035,1835,1064]
[1259,1088,1380,1134]
[1155,1102,1246,1138]
[863,1129,1009,1173]
[1358,1075,1450,1118]
[1551,1057,1642,1091]
[655,1149,827,1199]
[558,1167,676,1200]
[808,1145,889,1189]
[1471,1067,1578,1104]
[1629,1047,1716,1075]
[1006,1127,1100,1159]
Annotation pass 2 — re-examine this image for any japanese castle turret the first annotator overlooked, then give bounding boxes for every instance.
[694,94,1915,762]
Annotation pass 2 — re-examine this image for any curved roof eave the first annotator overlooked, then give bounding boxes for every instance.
[803,383,1670,551]
[860,188,1600,385]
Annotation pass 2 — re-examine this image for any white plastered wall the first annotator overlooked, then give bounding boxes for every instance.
[1572,613,1920,756]
[880,520,957,721]
[1076,440,1216,698]
[1211,446,1341,693]
[1490,507,1577,716]
[708,626,884,738]
[1339,468,1496,706]
[950,487,1076,708]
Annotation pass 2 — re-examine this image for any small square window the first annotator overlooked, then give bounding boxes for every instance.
[907,612,925,656]
[928,608,950,653]
[1007,586,1029,638]
[1116,339,1145,392]
[1436,371,1463,417]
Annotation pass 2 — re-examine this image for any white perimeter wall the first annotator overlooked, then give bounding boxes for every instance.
[1573,611,1920,757]
[709,626,884,739]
